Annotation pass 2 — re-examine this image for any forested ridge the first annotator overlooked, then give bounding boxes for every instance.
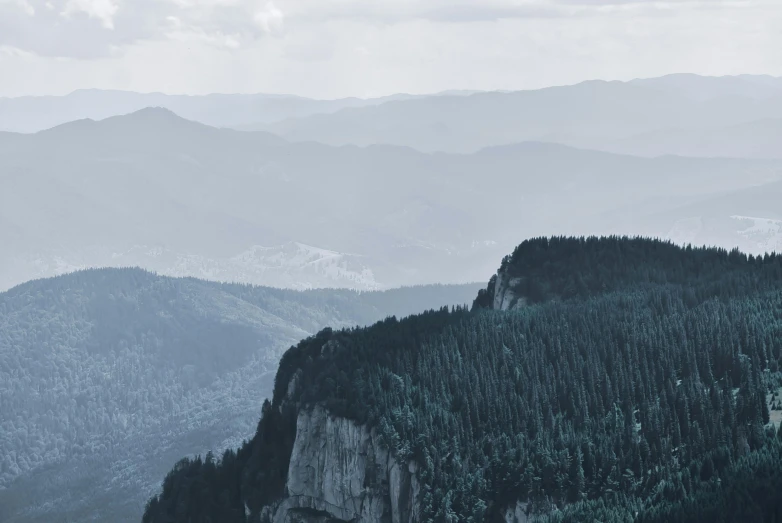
[474,236,782,309]
[143,238,782,523]
[0,268,480,521]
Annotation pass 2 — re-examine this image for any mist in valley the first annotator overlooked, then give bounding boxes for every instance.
[2,1,782,522]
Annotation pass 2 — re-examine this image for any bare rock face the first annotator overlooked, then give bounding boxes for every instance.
[504,502,531,523]
[492,272,525,311]
[268,406,420,523]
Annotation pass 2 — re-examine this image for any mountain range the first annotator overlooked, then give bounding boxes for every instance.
[255,74,782,156]
[3,74,782,159]
[0,268,482,522]
[141,237,782,523]
[4,73,782,523]
[0,89,485,135]
[2,99,782,292]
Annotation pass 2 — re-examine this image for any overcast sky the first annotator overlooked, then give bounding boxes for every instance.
[1,0,780,98]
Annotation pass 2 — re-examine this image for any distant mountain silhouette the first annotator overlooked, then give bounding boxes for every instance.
[2,108,781,292]
[30,106,286,149]
[601,118,782,159]
[4,75,782,153]
[0,89,439,134]
[254,75,782,154]
[629,73,782,101]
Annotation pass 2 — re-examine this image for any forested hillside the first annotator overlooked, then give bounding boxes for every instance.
[0,268,481,522]
[144,237,782,523]
[474,236,782,308]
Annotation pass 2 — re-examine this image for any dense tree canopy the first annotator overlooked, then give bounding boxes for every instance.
[143,238,782,523]
[0,267,480,521]
[474,236,782,309]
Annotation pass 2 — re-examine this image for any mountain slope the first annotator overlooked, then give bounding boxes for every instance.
[602,118,782,159]
[3,110,782,292]
[600,178,782,255]
[28,107,288,150]
[629,73,782,102]
[258,76,782,154]
[0,90,432,134]
[0,268,482,522]
[3,75,779,137]
[143,237,782,523]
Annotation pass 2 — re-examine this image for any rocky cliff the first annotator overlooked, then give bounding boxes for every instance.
[472,268,526,311]
[263,406,421,523]
[491,271,525,311]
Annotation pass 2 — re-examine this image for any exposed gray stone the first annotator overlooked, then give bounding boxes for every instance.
[270,406,420,523]
[492,271,525,311]
[504,501,531,523]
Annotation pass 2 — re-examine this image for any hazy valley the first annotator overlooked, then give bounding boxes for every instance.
[0,269,481,522]
[3,79,782,293]
[3,71,782,523]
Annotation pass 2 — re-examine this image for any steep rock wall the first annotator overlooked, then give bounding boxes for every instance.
[492,271,524,311]
[504,501,531,523]
[266,406,420,523]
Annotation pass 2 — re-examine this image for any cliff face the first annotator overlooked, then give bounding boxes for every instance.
[264,268,526,523]
[504,502,531,523]
[264,406,421,523]
[491,271,525,311]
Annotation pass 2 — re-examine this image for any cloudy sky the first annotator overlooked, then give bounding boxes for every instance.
[1,0,780,98]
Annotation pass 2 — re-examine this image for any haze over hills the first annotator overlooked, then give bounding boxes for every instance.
[255,74,782,156]
[4,72,782,523]
[0,89,481,134]
[598,118,782,160]
[5,0,782,516]
[627,73,782,101]
[0,268,482,523]
[2,107,782,292]
[638,180,782,253]
[4,74,782,159]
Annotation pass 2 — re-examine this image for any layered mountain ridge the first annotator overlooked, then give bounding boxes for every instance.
[258,75,782,155]
[3,105,782,293]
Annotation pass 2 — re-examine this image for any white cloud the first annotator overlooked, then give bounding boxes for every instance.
[255,1,283,34]
[165,27,243,48]
[0,0,288,58]
[0,0,35,15]
[0,44,34,57]
[0,0,779,97]
[61,0,119,29]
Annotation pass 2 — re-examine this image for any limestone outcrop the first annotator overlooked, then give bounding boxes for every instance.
[266,406,420,523]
